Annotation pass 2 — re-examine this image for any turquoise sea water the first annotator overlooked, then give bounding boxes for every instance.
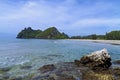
[0,38,120,76]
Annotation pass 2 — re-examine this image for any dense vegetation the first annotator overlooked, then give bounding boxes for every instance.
[71,34,105,40]
[106,31,120,40]
[71,30,120,40]
[17,27,69,39]
[36,27,69,39]
[16,27,42,38]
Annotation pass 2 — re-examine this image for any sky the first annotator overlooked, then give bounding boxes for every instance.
[0,0,120,36]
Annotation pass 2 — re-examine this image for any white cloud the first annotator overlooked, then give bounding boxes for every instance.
[72,18,120,27]
[0,0,120,35]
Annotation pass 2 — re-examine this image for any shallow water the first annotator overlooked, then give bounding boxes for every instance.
[0,38,120,76]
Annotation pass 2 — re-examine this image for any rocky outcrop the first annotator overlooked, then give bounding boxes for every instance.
[32,62,80,80]
[75,49,112,70]
[38,64,56,73]
[31,62,115,80]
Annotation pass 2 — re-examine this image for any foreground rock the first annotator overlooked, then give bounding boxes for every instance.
[32,62,80,80]
[75,49,112,70]
[38,64,56,73]
[1,62,118,80]
[31,62,116,80]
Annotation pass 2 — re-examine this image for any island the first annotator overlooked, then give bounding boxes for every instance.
[16,27,69,39]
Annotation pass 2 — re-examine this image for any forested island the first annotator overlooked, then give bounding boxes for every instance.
[17,27,120,40]
[17,27,69,39]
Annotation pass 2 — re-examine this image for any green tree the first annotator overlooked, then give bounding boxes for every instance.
[106,31,120,40]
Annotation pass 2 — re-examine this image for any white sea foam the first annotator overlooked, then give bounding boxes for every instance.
[17,60,30,65]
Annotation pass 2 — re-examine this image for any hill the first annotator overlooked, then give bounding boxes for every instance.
[17,27,69,39]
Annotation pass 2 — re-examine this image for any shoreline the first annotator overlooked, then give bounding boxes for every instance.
[67,39,120,45]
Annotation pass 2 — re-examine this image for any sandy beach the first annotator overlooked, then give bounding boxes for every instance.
[68,39,120,45]
[82,40,120,45]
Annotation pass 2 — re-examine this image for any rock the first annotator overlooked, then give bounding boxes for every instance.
[113,67,120,79]
[31,75,49,80]
[57,75,76,80]
[0,73,10,80]
[16,61,120,80]
[74,60,82,67]
[82,70,114,80]
[0,67,11,74]
[79,49,112,70]
[47,77,55,80]
[8,75,24,80]
[113,60,120,64]
[20,65,32,69]
[38,64,56,73]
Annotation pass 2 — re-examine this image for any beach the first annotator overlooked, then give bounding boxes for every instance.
[69,39,120,45]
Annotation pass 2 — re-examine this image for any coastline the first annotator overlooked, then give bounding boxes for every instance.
[67,39,120,45]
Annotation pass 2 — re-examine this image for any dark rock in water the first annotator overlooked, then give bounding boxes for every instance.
[47,54,64,58]
[34,62,80,80]
[77,49,112,70]
[31,75,50,80]
[0,67,11,73]
[113,60,120,64]
[47,77,55,80]
[57,75,76,80]
[0,73,10,80]
[38,64,56,73]
[9,76,23,80]
[20,65,32,69]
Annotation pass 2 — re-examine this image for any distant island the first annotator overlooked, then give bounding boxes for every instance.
[17,27,69,39]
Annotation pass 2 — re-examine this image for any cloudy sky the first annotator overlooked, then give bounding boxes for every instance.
[0,0,120,36]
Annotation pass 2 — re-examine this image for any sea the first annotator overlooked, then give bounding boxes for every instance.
[0,38,120,76]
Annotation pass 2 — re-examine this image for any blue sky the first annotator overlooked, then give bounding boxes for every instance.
[0,0,120,36]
